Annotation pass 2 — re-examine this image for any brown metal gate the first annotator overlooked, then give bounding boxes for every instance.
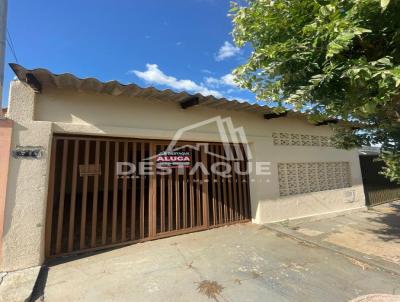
[46,135,251,258]
[359,155,400,206]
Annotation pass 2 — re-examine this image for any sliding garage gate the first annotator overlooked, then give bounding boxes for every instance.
[359,155,400,206]
[46,135,251,258]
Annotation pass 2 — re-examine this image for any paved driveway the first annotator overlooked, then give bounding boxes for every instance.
[40,223,400,302]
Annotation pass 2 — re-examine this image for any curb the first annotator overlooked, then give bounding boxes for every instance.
[263,223,400,276]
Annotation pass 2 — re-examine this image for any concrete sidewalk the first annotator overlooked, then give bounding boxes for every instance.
[271,201,400,271]
[0,266,41,302]
[34,223,400,301]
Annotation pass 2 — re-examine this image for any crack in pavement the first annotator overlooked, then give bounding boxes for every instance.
[0,272,8,286]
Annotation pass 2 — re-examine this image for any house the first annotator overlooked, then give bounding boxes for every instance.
[0,64,366,272]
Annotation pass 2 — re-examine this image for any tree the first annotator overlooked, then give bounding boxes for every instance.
[231,0,400,182]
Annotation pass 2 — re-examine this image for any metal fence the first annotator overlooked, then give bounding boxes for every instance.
[359,155,400,206]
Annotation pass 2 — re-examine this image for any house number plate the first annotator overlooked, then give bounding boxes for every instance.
[12,146,44,159]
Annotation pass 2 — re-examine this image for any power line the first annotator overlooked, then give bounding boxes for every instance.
[7,30,16,53]
[6,30,18,63]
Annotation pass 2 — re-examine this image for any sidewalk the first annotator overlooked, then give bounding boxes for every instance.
[266,201,400,275]
[0,266,41,302]
[2,202,400,301]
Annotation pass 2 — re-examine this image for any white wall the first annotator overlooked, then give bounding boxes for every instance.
[1,81,52,271]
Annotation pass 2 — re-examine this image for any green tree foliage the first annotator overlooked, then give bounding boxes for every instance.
[231,0,400,182]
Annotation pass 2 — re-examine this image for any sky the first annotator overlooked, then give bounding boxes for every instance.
[2,0,257,107]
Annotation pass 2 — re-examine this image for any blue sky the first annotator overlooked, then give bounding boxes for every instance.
[2,0,256,107]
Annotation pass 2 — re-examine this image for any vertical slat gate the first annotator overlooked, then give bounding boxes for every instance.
[359,155,400,206]
[111,141,119,243]
[182,147,188,229]
[46,137,251,258]
[91,141,100,247]
[140,143,145,239]
[149,143,157,238]
[67,140,79,252]
[101,141,110,245]
[80,141,90,250]
[201,146,209,228]
[210,145,217,226]
[159,145,165,233]
[130,142,137,240]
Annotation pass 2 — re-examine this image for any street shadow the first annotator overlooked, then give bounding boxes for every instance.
[45,243,133,267]
[365,202,400,242]
[26,265,49,302]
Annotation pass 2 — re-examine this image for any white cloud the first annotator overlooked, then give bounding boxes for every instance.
[130,64,251,104]
[205,73,239,88]
[228,96,249,103]
[203,73,248,103]
[215,41,241,61]
[221,74,237,86]
[204,77,220,86]
[131,64,222,98]
[176,41,183,46]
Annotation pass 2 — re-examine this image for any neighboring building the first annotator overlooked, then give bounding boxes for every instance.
[0,64,366,272]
